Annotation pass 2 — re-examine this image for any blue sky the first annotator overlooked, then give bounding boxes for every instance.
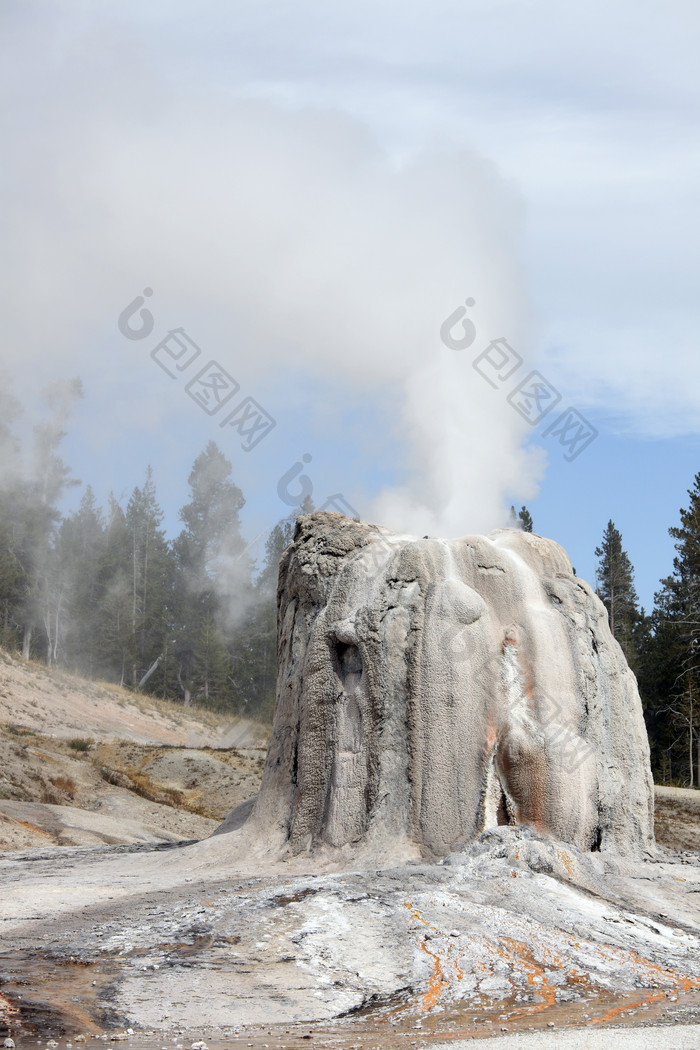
[2,1,699,611]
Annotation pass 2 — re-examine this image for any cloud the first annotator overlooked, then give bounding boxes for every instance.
[0,4,545,537]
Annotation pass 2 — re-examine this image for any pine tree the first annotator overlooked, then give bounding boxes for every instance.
[0,384,25,649]
[31,379,83,508]
[229,517,295,721]
[594,520,639,668]
[665,472,700,645]
[95,496,135,685]
[173,443,245,705]
[0,484,36,652]
[191,614,231,705]
[256,519,294,594]
[124,468,173,688]
[509,505,534,532]
[651,473,700,786]
[518,506,533,532]
[178,442,245,576]
[16,379,83,661]
[56,486,106,675]
[0,507,24,650]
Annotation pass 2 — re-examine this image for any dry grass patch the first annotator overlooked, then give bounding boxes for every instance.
[50,775,76,796]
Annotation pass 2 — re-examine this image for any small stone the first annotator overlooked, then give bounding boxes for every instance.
[547,1021,555,1027]
[191,1042,208,1050]
[4,1038,16,1048]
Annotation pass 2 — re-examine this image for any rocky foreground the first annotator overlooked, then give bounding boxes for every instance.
[0,823,699,1048]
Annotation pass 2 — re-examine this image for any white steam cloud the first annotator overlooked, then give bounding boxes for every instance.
[1,10,545,539]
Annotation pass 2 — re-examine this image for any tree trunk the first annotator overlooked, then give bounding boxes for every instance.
[177,667,192,706]
[689,693,694,789]
[52,597,62,665]
[44,615,53,665]
[131,531,139,688]
[142,532,149,661]
[22,624,32,660]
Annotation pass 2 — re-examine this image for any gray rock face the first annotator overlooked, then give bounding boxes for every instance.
[249,512,654,861]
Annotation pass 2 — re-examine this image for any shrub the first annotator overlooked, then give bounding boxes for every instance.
[67,738,93,752]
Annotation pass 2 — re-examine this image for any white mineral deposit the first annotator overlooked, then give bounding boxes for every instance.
[1,513,698,1050]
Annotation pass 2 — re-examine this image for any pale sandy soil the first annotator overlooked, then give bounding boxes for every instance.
[0,648,267,747]
[0,648,268,850]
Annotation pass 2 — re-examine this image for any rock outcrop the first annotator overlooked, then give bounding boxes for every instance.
[249,512,654,861]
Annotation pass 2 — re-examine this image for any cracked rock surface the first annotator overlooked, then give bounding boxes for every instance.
[0,828,699,1040]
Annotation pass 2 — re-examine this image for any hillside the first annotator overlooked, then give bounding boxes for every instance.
[0,649,268,850]
[0,648,267,746]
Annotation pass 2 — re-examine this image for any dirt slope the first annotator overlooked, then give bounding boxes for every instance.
[0,649,268,850]
[0,647,267,747]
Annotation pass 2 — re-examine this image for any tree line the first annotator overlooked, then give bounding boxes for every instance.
[0,379,303,721]
[590,483,700,788]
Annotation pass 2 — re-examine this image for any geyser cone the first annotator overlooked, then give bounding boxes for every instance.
[247,512,654,862]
